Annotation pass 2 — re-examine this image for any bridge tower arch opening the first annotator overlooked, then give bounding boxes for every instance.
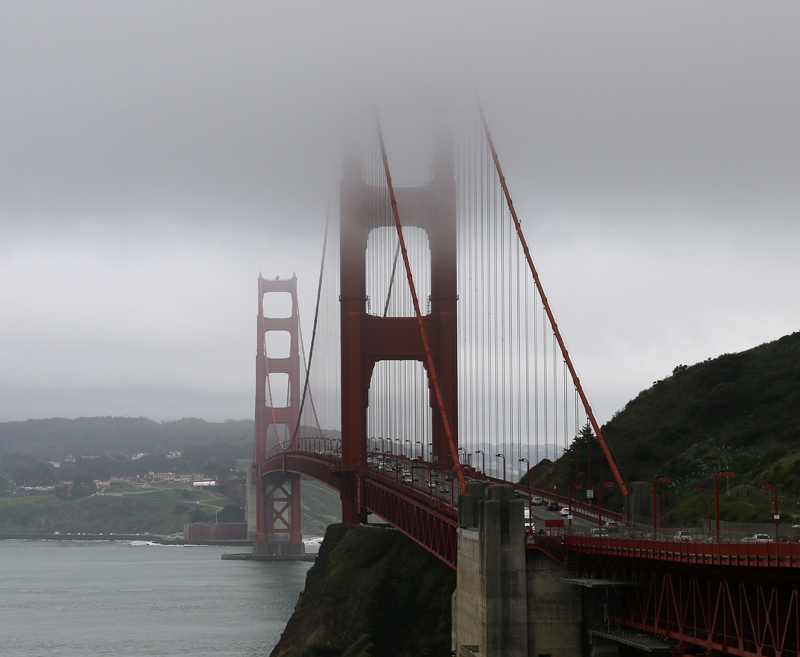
[339,137,458,523]
[367,360,434,463]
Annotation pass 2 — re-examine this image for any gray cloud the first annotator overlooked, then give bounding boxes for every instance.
[1,1,798,424]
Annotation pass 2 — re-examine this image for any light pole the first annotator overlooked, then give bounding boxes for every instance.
[545,462,559,496]
[495,454,506,481]
[598,481,614,529]
[519,457,530,487]
[519,458,531,535]
[763,483,779,541]
[714,470,735,542]
[652,475,671,538]
[694,487,711,539]
[568,483,583,533]
[475,450,485,476]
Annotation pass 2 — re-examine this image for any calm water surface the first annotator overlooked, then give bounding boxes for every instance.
[0,540,312,657]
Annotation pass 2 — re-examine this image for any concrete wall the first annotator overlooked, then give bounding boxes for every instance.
[453,483,583,657]
[184,522,248,541]
[525,550,583,657]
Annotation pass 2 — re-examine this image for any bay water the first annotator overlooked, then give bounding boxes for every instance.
[0,539,313,657]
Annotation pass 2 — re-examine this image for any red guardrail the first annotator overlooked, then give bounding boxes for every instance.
[565,535,800,569]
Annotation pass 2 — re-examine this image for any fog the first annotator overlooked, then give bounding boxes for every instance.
[1,1,798,424]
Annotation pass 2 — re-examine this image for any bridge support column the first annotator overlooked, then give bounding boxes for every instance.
[453,483,582,657]
[252,472,306,557]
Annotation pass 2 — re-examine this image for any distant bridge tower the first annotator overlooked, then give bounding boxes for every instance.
[338,140,459,523]
[252,275,304,556]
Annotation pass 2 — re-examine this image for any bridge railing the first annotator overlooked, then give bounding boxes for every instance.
[564,534,800,568]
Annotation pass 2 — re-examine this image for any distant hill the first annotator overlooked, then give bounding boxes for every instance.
[602,331,800,494]
[0,416,254,461]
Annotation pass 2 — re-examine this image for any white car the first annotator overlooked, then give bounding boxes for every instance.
[531,496,543,506]
[673,531,693,542]
[742,533,771,543]
[559,507,570,517]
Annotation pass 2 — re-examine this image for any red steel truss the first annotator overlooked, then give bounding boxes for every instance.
[363,477,458,569]
[260,451,458,568]
[621,571,800,657]
[262,474,302,544]
[575,556,800,657]
[563,536,800,657]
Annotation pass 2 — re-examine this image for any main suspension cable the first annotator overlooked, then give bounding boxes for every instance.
[374,109,466,492]
[477,101,629,496]
[291,195,331,444]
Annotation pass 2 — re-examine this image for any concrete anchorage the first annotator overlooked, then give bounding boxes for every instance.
[453,483,583,657]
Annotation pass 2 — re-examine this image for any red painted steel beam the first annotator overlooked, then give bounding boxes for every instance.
[262,452,459,567]
[565,535,800,569]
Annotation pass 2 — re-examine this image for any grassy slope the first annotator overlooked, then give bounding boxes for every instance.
[0,484,230,535]
[272,523,455,657]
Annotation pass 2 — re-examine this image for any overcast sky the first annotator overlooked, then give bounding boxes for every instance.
[1,1,798,426]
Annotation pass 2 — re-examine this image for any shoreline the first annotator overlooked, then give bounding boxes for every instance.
[0,532,253,546]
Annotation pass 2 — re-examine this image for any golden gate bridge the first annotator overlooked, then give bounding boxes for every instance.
[250,105,800,657]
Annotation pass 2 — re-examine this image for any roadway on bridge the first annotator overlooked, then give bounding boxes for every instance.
[367,453,603,536]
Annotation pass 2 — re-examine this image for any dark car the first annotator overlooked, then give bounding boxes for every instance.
[547,501,560,511]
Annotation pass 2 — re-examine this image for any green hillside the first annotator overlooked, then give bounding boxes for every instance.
[530,331,800,523]
[603,331,800,492]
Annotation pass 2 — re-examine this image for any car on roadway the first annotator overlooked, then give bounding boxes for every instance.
[559,507,570,517]
[439,486,450,494]
[742,533,771,543]
[590,528,610,537]
[531,496,543,506]
[547,501,560,512]
[674,530,693,542]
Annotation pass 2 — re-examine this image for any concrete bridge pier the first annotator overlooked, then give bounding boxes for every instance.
[453,483,583,657]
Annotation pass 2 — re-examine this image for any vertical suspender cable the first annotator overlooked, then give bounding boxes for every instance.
[478,104,629,496]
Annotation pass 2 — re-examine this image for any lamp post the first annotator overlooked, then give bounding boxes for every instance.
[519,457,530,486]
[545,462,559,496]
[520,458,531,535]
[652,475,671,538]
[496,454,506,481]
[568,483,583,533]
[763,483,779,541]
[598,481,614,529]
[475,450,485,476]
[714,470,735,542]
[694,487,711,539]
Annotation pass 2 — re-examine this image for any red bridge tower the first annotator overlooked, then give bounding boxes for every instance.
[338,141,459,523]
[252,274,305,557]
